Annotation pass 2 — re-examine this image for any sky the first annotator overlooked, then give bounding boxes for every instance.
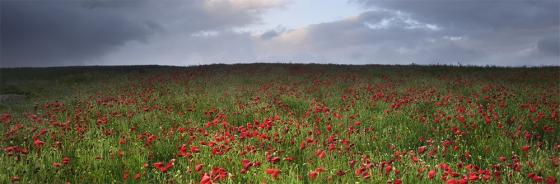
[1,0,559,67]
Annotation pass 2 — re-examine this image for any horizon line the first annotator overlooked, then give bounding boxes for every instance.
[1,62,560,69]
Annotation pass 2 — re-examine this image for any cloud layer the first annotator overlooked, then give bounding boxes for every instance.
[258,0,560,65]
[1,0,281,67]
[1,0,559,67]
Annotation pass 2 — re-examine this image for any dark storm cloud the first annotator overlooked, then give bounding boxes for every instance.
[0,0,279,67]
[1,1,155,67]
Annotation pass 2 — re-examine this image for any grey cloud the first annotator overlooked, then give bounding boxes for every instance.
[304,11,439,49]
[257,10,446,64]
[0,0,277,67]
[538,35,560,56]
[261,30,281,40]
[261,0,559,65]
[97,31,258,66]
[262,0,559,66]
[1,1,153,67]
[2,0,558,67]
[354,0,559,31]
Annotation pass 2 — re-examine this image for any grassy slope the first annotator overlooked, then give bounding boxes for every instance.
[0,64,559,183]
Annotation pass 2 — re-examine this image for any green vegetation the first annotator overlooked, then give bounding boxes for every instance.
[1,64,559,183]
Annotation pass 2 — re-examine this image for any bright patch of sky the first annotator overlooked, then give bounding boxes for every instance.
[238,0,364,33]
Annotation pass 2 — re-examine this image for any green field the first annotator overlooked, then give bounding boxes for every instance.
[1,64,559,183]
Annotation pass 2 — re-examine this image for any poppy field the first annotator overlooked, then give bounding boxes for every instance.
[0,64,559,183]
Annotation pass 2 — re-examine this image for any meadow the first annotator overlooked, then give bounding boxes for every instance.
[0,64,559,183]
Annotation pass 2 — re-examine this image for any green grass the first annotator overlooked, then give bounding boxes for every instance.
[0,64,559,183]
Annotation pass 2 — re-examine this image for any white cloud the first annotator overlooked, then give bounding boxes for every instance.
[191,30,221,37]
[217,0,287,10]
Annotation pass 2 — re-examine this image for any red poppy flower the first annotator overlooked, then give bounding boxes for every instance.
[385,165,392,175]
[33,138,45,149]
[123,171,129,180]
[195,164,204,173]
[52,162,62,167]
[265,168,281,178]
[240,161,252,173]
[316,149,326,159]
[309,171,319,180]
[153,159,175,173]
[119,137,126,145]
[191,146,200,153]
[134,173,142,180]
[521,145,530,152]
[418,146,427,154]
[468,173,479,181]
[428,169,437,180]
[546,176,557,184]
[62,157,70,165]
[200,173,212,184]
